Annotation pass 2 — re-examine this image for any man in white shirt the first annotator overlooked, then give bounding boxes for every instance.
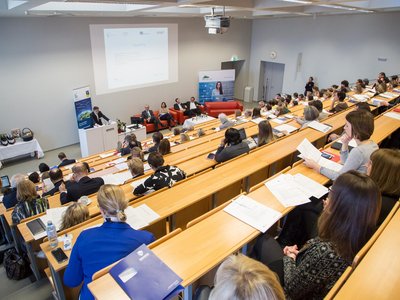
[185,97,201,117]
[173,98,190,116]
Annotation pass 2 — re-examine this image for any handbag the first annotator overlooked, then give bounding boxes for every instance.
[21,128,34,142]
[4,248,31,280]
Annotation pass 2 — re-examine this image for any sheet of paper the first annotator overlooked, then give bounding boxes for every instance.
[384,112,400,121]
[44,206,69,232]
[144,153,149,161]
[223,195,282,232]
[274,124,298,133]
[124,205,160,230]
[379,92,394,99]
[270,117,287,125]
[112,157,127,165]
[115,162,128,171]
[101,174,121,185]
[100,152,114,159]
[297,138,321,161]
[307,120,332,133]
[143,163,151,172]
[265,174,311,207]
[251,117,265,124]
[293,173,329,199]
[114,171,133,184]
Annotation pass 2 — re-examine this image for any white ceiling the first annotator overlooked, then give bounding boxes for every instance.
[1,0,399,18]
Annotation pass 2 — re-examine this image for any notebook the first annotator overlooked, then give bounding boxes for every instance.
[110,244,183,300]
[26,218,46,236]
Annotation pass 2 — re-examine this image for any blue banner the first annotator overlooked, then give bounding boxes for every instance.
[73,86,93,129]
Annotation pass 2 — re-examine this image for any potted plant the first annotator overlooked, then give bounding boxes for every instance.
[117,119,126,133]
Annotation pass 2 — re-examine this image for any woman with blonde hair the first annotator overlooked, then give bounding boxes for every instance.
[127,157,145,179]
[129,146,145,161]
[209,254,284,300]
[257,120,275,147]
[60,203,89,231]
[64,184,155,300]
[12,179,48,224]
[180,133,190,143]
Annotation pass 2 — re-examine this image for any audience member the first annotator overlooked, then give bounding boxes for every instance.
[42,168,64,197]
[329,91,348,113]
[28,172,40,184]
[208,254,285,300]
[158,139,171,155]
[127,158,145,179]
[368,149,400,226]
[173,127,181,136]
[12,180,48,224]
[295,106,319,128]
[180,133,190,143]
[218,113,234,130]
[257,120,275,147]
[197,128,205,137]
[129,147,145,161]
[215,128,250,163]
[64,185,155,300]
[304,110,378,180]
[39,163,50,174]
[309,100,329,120]
[253,171,381,299]
[2,174,25,209]
[252,107,262,119]
[59,163,104,205]
[58,152,76,168]
[141,105,162,131]
[341,80,351,92]
[133,152,186,195]
[59,202,89,231]
[147,132,163,153]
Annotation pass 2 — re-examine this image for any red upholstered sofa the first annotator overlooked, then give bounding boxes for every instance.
[204,101,244,118]
[169,105,205,125]
[131,110,178,133]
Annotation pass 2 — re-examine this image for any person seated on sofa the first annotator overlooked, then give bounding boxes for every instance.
[186,97,202,117]
[173,98,190,116]
[159,101,175,129]
[218,113,234,130]
[215,128,250,163]
[133,152,186,196]
[141,105,162,131]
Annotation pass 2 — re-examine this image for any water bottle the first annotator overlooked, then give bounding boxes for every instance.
[46,220,58,249]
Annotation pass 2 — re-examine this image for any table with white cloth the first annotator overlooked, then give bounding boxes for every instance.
[183,115,215,128]
[0,138,44,168]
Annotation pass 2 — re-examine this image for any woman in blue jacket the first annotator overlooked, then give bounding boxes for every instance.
[64,184,155,300]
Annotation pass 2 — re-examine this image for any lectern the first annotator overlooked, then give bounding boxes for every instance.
[79,123,118,157]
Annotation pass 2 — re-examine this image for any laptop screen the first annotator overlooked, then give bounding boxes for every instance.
[238,128,247,141]
[1,175,10,188]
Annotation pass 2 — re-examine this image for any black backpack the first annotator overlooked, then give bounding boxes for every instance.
[3,248,31,280]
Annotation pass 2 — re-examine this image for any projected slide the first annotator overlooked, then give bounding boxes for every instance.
[90,24,178,95]
[104,28,169,89]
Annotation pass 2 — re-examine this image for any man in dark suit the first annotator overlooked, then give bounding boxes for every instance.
[90,106,110,126]
[59,163,104,205]
[141,105,161,131]
[42,168,64,197]
[58,152,76,168]
[185,97,202,116]
[173,98,191,116]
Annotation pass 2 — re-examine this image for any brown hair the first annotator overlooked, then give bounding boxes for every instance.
[257,120,274,147]
[158,139,171,155]
[97,185,128,222]
[180,133,190,143]
[60,203,89,231]
[130,147,144,161]
[318,171,381,262]
[127,158,144,177]
[345,110,374,141]
[210,254,285,300]
[304,105,319,121]
[148,152,164,169]
[369,149,400,196]
[16,180,38,202]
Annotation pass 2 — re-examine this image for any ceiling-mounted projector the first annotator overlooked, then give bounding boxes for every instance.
[204,7,230,34]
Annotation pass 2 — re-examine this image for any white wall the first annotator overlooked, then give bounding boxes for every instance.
[0,17,252,151]
[249,12,400,101]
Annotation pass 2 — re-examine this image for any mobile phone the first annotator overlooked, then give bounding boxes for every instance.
[321,152,333,160]
[51,247,68,263]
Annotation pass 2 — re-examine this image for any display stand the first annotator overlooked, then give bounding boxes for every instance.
[79,123,118,157]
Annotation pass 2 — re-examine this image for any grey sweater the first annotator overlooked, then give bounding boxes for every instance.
[321,141,379,180]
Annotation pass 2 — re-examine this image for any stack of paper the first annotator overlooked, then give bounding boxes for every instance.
[115,162,129,171]
[265,173,328,208]
[124,204,160,230]
[271,117,288,125]
[274,124,298,134]
[307,120,332,133]
[223,195,282,232]
[297,138,343,172]
[371,98,385,106]
[351,94,370,102]
[101,171,132,186]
